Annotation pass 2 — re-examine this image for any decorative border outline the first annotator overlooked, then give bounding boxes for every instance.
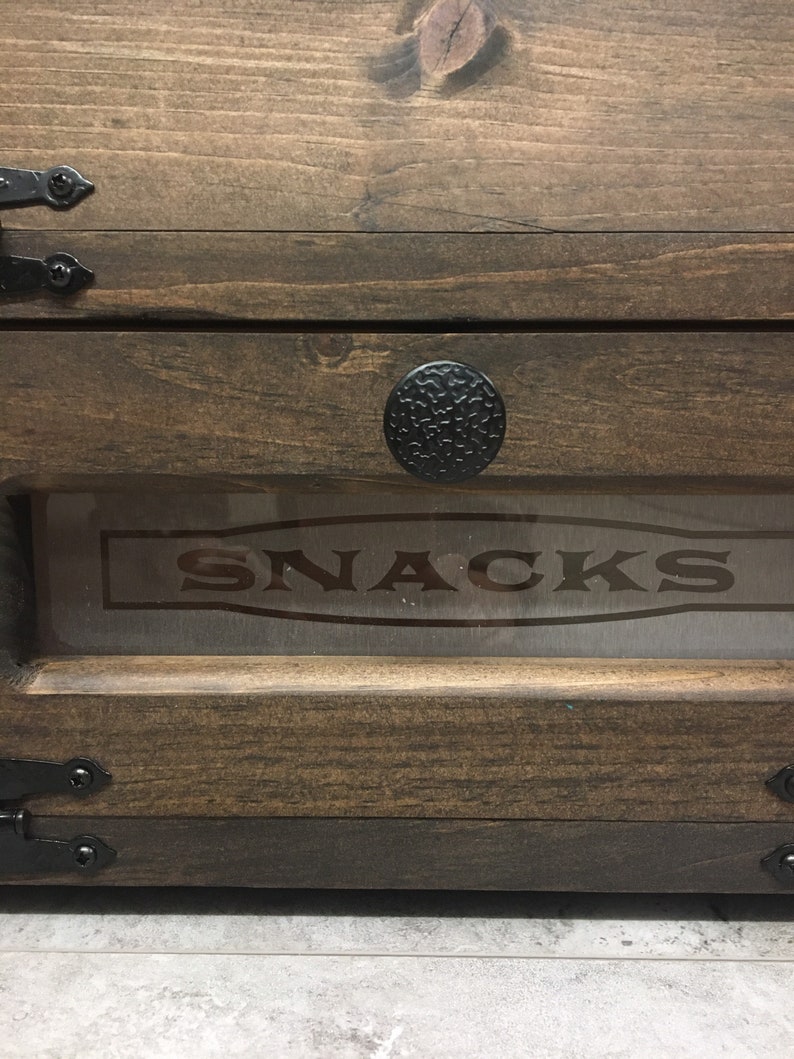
[100,512,794,628]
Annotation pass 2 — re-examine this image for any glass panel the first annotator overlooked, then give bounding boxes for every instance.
[33,493,794,658]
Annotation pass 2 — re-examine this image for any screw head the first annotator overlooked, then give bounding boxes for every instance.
[68,766,93,791]
[47,261,73,289]
[783,853,794,874]
[73,844,98,868]
[47,170,75,198]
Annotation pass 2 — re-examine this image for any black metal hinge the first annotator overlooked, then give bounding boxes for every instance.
[0,165,94,211]
[0,252,93,296]
[0,757,116,877]
[0,163,95,297]
[761,844,794,888]
[767,764,794,804]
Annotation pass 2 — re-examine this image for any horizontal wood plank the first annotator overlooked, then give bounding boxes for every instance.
[1,0,791,232]
[1,332,792,488]
[2,687,793,821]
[25,657,794,701]
[1,234,792,323]
[6,819,794,891]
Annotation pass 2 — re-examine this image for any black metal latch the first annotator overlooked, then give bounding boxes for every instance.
[0,757,116,876]
[0,164,94,297]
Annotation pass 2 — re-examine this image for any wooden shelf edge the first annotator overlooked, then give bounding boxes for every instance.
[20,655,794,699]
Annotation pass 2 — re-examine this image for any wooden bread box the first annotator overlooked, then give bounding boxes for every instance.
[1,0,793,890]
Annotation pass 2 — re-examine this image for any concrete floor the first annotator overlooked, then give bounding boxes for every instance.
[1,889,793,1057]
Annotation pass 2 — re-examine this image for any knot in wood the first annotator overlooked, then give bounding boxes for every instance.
[416,0,498,80]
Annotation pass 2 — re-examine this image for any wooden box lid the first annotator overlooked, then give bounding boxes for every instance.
[2,0,792,323]
[2,0,792,235]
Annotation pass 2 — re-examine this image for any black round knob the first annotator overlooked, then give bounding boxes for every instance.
[383,361,506,483]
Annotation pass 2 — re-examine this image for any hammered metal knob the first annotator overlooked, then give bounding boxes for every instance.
[383,361,506,483]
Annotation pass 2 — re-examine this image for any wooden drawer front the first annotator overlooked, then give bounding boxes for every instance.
[3,661,794,824]
[1,331,792,488]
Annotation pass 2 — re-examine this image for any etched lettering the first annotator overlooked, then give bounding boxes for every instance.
[368,550,457,592]
[468,550,543,592]
[656,550,734,593]
[263,549,360,592]
[554,550,647,592]
[178,548,256,592]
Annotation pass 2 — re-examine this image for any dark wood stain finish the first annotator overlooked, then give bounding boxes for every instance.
[2,686,794,822]
[7,819,794,892]
[1,234,791,324]
[1,0,792,890]
[1,0,791,233]
[1,332,792,489]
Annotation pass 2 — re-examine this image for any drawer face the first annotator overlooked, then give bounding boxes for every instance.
[35,492,794,658]
[1,331,793,485]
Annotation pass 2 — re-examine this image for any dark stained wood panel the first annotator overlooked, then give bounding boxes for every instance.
[1,332,792,488]
[7,819,794,891]
[2,688,793,821]
[1,0,792,900]
[1,233,792,323]
[1,0,791,233]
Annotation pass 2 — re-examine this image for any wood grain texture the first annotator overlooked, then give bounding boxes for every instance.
[1,332,792,489]
[25,656,794,701]
[1,0,791,896]
[1,233,792,323]
[6,818,794,890]
[2,687,793,821]
[1,0,791,233]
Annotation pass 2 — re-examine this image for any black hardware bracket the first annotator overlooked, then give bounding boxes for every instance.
[0,163,95,297]
[0,757,112,802]
[767,764,794,804]
[0,809,116,875]
[0,165,94,211]
[0,757,116,877]
[0,252,93,297]
[761,844,794,888]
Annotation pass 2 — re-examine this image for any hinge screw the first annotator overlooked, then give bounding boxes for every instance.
[47,261,73,289]
[47,170,75,199]
[73,844,98,868]
[68,766,94,791]
[784,854,794,874]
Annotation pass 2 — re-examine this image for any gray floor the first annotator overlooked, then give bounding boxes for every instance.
[1,889,793,1057]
